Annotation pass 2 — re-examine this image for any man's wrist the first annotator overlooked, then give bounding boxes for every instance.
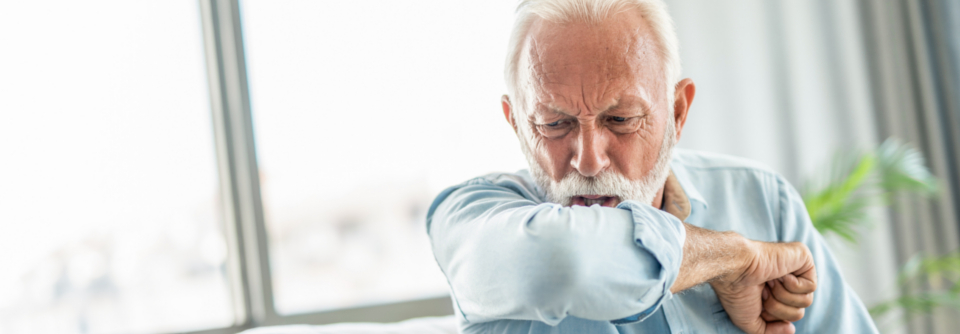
[716,231,755,285]
[672,225,752,293]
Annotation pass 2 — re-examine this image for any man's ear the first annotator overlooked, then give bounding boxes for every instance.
[502,94,518,134]
[672,78,696,141]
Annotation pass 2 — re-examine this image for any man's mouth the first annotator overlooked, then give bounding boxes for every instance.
[571,195,618,207]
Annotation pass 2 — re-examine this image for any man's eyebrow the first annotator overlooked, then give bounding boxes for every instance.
[548,107,576,116]
[538,102,620,116]
[532,105,576,117]
[536,98,652,116]
[607,98,652,115]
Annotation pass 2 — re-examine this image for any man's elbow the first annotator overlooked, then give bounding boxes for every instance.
[457,229,588,312]
[516,240,586,307]
[498,240,587,324]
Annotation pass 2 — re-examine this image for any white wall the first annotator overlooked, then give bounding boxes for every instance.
[665,0,901,326]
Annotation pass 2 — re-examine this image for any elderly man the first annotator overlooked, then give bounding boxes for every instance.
[427,0,878,333]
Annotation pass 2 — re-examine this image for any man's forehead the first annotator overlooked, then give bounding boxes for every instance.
[520,11,659,84]
[516,11,665,114]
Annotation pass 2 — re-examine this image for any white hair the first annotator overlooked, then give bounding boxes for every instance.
[507,0,682,206]
[504,0,682,115]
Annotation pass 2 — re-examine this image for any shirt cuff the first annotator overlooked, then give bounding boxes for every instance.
[610,201,686,324]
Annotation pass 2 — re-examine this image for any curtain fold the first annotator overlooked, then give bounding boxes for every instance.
[667,0,959,332]
[859,0,960,333]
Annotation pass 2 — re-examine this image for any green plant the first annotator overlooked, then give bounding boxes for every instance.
[868,252,960,319]
[803,138,937,242]
[800,138,959,323]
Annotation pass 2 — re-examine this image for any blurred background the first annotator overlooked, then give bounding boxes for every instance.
[0,0,957,334]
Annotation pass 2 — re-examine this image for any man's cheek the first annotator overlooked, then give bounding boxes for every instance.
[607,134,648,179]
[541,142,573,177]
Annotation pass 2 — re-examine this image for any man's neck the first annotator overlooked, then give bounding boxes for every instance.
[653,184,666,210]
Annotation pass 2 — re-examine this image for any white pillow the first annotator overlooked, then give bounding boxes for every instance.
[238,315,458,334]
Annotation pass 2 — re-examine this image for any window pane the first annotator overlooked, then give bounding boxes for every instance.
[0,1,232,333]
[240,0,527,314]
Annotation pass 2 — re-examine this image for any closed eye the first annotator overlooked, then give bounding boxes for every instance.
[605,115,641,133]
[535,118,576,138]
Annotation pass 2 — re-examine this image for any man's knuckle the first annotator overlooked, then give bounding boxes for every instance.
[763,298,777,310]
[773,289,791,302]
[787,308,805,322]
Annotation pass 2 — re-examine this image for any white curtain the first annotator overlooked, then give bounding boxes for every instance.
[665,0,909,331]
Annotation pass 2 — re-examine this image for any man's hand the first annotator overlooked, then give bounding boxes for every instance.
[669,225,816,334]
[710,240,817,334]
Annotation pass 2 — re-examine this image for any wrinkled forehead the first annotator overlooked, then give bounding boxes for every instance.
[517,11,664,100]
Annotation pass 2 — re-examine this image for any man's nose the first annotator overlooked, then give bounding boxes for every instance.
[570,127,610,177]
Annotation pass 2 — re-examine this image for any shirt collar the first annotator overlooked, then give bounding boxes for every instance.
[664,163,709,221]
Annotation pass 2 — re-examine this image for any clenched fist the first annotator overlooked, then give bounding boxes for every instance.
[711,241,817,334]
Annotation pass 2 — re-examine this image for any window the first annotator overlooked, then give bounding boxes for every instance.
[0,0,524,332]
[239,0,526,315]
[0,1,232,333]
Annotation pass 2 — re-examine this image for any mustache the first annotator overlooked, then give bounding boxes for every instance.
[549,171,636,204]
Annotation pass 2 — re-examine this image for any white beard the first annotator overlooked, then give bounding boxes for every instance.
[519,116,676,206]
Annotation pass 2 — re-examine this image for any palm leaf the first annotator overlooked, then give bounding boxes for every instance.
[869,290,960,320]
[801,138,959,325]
[803,151,877,242]
[875,138,938,195]
[802,139,937,242]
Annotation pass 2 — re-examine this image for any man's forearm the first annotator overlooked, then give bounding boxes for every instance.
[670,223,750,293]
[430,181,688,323]
[670,223,820,334]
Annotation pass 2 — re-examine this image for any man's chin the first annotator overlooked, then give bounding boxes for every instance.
[569,196,620,207]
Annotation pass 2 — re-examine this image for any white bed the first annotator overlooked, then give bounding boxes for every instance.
[238,315,459,334]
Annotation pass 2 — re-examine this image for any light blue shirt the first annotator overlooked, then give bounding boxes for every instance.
[426,149,878,333]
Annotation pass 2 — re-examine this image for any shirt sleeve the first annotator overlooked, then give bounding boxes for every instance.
[426,174,686,326]
[775,176,880,333]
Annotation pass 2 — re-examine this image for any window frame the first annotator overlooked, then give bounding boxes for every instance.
[190,0,453,333]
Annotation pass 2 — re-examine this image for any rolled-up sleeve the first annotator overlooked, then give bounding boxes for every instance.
[426,174,685,326]
[775,176,879,333]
